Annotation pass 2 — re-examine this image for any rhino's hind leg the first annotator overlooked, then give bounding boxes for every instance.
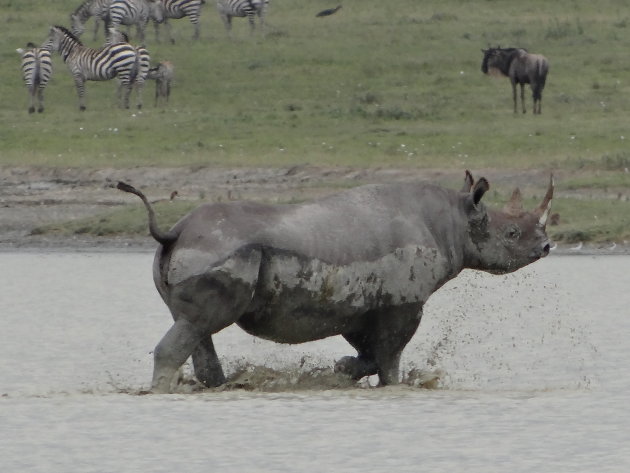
[336,305,422,385]
[335,329,378,379]
[334,354,377,380]
[192,335,226,387]
[152,318,204,393]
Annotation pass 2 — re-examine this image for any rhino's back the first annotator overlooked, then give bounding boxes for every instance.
[163,183,459,286]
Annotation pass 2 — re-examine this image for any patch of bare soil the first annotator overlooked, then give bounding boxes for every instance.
[0,165,621,253]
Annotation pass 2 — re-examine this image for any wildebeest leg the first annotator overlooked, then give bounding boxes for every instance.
[192,335,226,387]
[511,81,518,114]
[336,305,422,385]
[533,84,542,114]
[152,318,204,393]
[521,84,526,113]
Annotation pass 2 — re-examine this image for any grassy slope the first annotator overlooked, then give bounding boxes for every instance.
[3,0,630,242]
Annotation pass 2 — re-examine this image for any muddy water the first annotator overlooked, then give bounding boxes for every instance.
[1,252,628,472]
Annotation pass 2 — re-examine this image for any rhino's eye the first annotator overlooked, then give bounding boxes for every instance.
[505,224,521,240]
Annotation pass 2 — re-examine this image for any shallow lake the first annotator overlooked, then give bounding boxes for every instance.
[1,251,628,472]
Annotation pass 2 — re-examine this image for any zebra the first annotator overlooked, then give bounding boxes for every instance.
[70,0,111,40]
[147,60,174,106]
[16,42,54,114]
[106,28,151,109]
[106,0,163,42]
[216,0,269,35]
[42,25,140,111]
[153,0,206,42]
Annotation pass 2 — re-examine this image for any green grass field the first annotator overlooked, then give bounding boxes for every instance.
[3,0,630,242]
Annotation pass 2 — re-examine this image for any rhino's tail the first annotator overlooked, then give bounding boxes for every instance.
[117,181,179,246]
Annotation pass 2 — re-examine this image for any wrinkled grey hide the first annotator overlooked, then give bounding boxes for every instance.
[117,171,553,393]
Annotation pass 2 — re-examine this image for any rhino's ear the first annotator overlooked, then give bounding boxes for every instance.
[464,177,489,216]
[461,170,474,192]
[472,177,489,206]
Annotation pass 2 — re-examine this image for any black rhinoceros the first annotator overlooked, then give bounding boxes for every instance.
[118,171,553,393]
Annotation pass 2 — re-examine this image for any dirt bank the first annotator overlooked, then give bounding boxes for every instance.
[0,165,624,254]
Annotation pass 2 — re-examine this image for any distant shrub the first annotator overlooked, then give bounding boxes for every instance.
[601,152,630,170]
[545,17,584,39]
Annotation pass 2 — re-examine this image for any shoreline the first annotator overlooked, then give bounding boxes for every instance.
[1,165,628,256]
[1,235,627,256]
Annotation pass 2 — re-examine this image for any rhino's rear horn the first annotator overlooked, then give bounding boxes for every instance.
[503,187,524,216]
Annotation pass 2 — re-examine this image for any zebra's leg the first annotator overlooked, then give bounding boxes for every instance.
[248,13,256,33]
[136,22,146,42]
[165,19,175,44]
[93,18,101,41]
[258,10,265,35]
[122,82,133,109]
[37,86,45,113]
[192,18,200,41]
[73,76,87,111]
[153,20,161,43]
[116,80,124,106]
[135,79,145,110]
[28,86,36,114]
[221,14,232,35]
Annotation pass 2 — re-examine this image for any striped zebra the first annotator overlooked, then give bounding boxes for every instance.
[42,25,140,111]
[153,0,206,42]
[216,0,269,35]
[16,42,54,114]
[70,0,111,40]
[107,28,151,109]
[106,0,163,42]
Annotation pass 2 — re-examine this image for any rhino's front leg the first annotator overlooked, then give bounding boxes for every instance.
[152,318,203,393]
[336,304,422,385]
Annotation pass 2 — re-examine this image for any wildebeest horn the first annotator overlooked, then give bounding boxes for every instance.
[534,174,554,226]
[503,187,524,216]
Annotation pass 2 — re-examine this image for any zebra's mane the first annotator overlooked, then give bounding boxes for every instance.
[53,25,84,45]
[72,0,90,16]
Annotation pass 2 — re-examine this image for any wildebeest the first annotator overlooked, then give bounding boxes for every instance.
[117,171,553,393]
[481,47,549,114]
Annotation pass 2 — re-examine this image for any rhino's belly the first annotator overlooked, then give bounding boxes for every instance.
[237,246,445,344]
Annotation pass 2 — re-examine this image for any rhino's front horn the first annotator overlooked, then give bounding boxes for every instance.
[535,174,554,226]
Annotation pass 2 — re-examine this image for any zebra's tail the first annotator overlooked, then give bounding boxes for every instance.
[117,181,179,246]
[129,48,140,85]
